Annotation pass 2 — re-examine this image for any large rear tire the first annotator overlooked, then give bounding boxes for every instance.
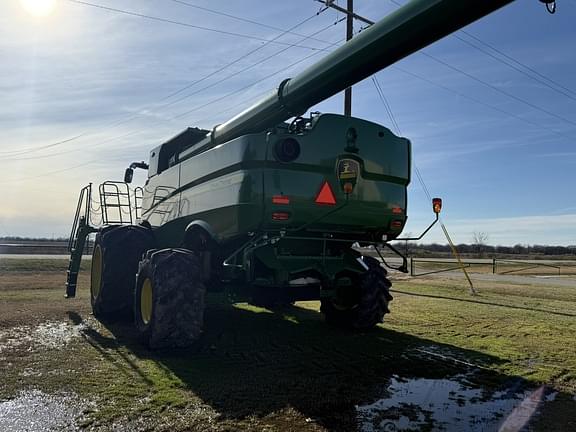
[321,256,393,330]
[134,249,206,349]
[90,225,155,321]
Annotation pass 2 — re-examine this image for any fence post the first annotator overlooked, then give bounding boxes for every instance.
[492,258,496,274]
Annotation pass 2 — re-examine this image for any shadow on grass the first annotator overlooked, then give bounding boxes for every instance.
[65,303,559,431]
[392,289,576,318]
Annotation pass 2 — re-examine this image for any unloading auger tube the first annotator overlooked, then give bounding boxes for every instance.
[179,0,518,161]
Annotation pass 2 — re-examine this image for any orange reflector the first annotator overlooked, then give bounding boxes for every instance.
[272,195,290,205]
[315,181,336,205]
[272,212,290,221]
[432,197,443,214]
[343,182,354,194]
[392,207,403,214]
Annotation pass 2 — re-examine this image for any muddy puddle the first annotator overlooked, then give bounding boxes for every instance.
[0,390,89,431]
[357,375,555,431]
[0,321,87,353]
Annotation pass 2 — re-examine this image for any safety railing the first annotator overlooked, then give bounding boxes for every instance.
[99,181,135,225]
[68,184,92,252]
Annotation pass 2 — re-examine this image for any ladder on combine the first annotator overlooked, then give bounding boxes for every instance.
[65,181,142,298]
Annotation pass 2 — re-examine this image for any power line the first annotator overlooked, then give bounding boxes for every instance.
[371,76,434,200]
[2,7,332,159]
[0,160,102,184]
[375,64,574,218]
[458,29,576,99]
[172,35,344,120]
[12,2,571,163]
[66,0,330,52]
[319,0,376,116]
[193,89,273,128]
[3,131,140,162]
[69,10,329,140]
[372,72,474,293]
[166,0,333,46]
[392,64,576,143]
[150,16,338,114]
[363,2,576,142]
[55,15,343,160]
[5,36,344,180]
[314,0,375,25]
[419,50,576,129]
[0,134,85,156]
[384,0,576,128]
[92,19,342,128]
[371,76,401,135]
[112,31,339,156]
[453,31,576,101]
[167,19,345,117]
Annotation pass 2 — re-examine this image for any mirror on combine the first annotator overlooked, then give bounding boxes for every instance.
[124,161,149,184]
[124,168,134,184]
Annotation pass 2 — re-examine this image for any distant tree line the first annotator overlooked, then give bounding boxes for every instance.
[397,242,576,257]
[0,236,68,242]
[2,237,575,257]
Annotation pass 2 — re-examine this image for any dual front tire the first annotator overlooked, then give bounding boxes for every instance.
[90,225,206,349]
[90,225,155,320]
[134,249,205,349]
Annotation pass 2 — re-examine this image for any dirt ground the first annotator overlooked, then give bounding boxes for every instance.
[1,259,576,431]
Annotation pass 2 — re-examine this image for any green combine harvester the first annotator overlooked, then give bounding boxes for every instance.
[65,0,551,348]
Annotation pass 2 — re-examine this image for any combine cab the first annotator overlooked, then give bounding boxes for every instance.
[66,0,529,348]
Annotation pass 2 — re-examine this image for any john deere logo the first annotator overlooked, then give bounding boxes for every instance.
[337,158,360,190]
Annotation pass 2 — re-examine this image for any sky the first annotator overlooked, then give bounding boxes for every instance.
[0,0,575,246]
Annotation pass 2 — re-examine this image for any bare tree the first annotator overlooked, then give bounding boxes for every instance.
[472,231,489,257]
[403,232,413,257]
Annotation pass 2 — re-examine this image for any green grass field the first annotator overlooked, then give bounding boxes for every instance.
[0,257,575,431]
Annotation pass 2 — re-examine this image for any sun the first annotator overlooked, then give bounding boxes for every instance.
[20,0,56,17]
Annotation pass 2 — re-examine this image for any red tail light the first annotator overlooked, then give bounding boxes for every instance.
[391,220,403,229]
[272,195,290,205]
[272,212,291,221]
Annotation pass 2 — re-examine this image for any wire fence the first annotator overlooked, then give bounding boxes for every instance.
[409,258,576,277]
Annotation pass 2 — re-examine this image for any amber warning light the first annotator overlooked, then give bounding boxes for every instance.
[432,198,442,214]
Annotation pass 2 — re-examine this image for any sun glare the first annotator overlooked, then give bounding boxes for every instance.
[20,0,56,17]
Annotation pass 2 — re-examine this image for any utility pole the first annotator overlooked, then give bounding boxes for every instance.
[318,1,374,116]
[344,0,353,116]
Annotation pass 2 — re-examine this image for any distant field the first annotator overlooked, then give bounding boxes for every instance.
[0,257,575,431]
[0,240,71,255]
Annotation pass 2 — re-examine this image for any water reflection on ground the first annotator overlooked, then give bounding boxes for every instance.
[357,375,554,432]
[0,390,89,431]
